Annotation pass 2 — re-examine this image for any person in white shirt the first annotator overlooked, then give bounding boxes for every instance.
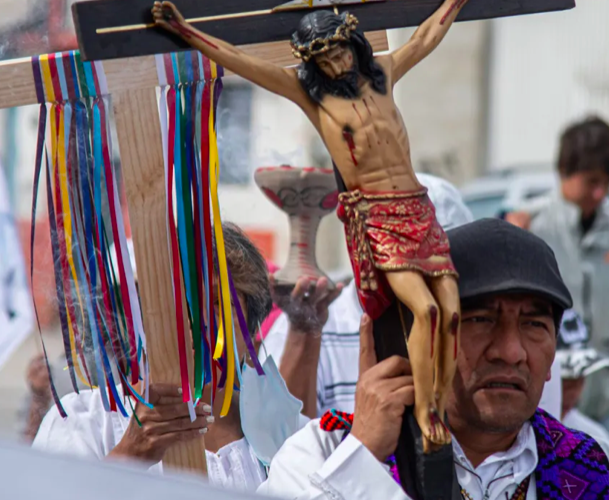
[263,174,563,421]
[556,309,609,454]
[33,223,275,492]
[259,219,609,500]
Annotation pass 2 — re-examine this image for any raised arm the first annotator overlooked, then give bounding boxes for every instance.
[152,2,312,110]
[390,0,470,84]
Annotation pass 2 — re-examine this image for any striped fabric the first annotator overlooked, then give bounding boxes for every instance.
[319,409,355,432]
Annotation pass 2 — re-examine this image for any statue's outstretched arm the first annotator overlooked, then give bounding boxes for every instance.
[152,1,312,109]
[390,0,470,84]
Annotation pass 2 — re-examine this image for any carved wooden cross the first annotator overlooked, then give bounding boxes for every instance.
[73,0,574,61]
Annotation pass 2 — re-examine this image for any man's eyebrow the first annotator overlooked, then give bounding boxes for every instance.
[521,300,553,317]
[461,298,497,312]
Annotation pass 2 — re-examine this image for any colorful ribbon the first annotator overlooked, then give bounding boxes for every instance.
[155,51,264,418]
[30,51,148,417]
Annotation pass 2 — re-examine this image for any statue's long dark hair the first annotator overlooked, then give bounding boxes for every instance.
[292,11,387,103]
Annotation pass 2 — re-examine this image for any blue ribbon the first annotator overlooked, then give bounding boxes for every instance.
[91,101,111,412]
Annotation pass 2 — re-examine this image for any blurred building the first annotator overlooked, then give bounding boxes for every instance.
[488,2,609,168]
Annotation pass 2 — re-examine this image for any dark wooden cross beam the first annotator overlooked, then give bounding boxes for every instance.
[74,0,575,61]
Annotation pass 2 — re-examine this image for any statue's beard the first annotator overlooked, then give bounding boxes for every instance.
[313,57,361,100]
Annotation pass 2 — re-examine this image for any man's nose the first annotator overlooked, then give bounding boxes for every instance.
[485,320,527,366]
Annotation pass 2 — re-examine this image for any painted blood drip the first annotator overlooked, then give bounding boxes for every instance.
[343,128,358,166]
[440,0,467,25]
[353,103,364,123]
[430,305,438,358]
[451,313,459,360]
[363,98,372,116]
[171,20,219,49]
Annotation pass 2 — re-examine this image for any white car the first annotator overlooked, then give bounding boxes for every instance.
[460,165,558,219]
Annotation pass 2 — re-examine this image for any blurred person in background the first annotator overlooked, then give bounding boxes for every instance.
[556,309,609,455]
[20,241,137,442]
[506,117,609,423]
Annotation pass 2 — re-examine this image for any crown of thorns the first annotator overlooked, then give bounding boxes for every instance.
[291,13,359,62]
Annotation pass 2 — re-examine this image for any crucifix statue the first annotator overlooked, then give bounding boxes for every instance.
[71,0,574,496]
[152,0,465,453]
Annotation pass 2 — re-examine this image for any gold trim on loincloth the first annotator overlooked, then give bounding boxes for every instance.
[338,188,429,208]
[338,188,458,281]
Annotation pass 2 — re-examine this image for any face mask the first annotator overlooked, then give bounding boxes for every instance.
[240,355,304,466]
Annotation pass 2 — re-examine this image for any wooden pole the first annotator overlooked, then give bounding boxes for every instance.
[112,87,206,473]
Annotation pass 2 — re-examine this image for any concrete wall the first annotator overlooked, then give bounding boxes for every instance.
[488,3,609,169]
[388,22,489,185]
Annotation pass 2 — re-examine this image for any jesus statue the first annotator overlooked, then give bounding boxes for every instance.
[152,0,469,452]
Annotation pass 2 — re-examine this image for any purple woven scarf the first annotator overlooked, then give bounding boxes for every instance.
[531,409,609,499]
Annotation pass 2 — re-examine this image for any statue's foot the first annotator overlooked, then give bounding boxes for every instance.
[418,406,451,453]
[429,408,451,445]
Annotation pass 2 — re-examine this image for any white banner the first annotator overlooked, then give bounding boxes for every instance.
[0,165,33,369]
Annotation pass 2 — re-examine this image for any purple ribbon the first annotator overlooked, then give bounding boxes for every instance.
[227,267,265,375]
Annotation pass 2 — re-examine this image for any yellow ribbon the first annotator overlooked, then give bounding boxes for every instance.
[58,106,92,388]
[208,62,235,417]
[39,55,92,388]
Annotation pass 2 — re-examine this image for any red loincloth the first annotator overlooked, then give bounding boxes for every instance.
[337,189,458,319]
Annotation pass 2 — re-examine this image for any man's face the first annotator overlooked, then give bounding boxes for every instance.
[561,168,609,218]
[314,45,356,80]
[447,294,556,434]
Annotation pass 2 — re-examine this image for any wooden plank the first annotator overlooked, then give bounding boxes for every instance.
[0,57,39,110]
[112,87,207,475]
[0,32,387,110]
[72,0,575,61]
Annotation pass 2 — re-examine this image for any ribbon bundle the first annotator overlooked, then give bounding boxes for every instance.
[31,51,148,417]
[30,49,264,420]
[156,51,264,417]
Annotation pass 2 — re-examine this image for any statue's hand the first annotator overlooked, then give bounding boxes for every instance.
[271,276,343,335]
[152,1,186,35]
[351,315,414,463]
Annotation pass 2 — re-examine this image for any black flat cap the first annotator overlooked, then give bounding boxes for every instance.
[447,219,572,310]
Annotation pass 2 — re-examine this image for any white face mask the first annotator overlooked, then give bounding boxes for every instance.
[239,355,304,466]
